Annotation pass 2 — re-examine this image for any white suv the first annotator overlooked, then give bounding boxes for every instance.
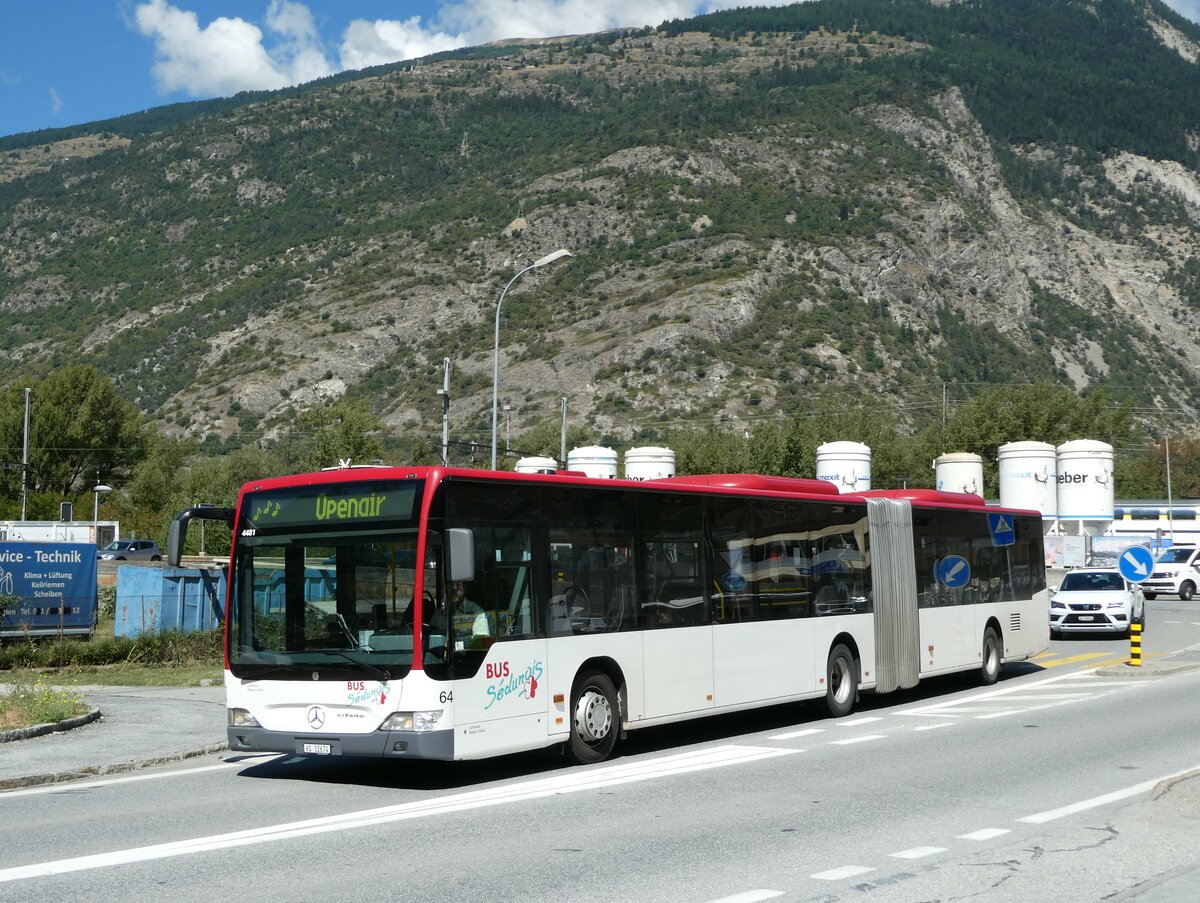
[1142,545,1200,601]
[1050,568,1145,638]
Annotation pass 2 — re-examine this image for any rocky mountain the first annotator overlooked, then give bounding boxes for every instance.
[2,0,1200,458]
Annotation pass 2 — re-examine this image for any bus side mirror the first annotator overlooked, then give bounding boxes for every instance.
[167,506,235,566]
[447,528,475,583]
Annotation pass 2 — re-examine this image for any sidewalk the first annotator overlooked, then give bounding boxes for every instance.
[0,683,227,790]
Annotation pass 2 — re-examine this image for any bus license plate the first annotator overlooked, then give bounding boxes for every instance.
[302,742,332,755]
[1077,615,1095,622]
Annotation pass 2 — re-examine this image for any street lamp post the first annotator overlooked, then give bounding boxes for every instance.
[92,482,112,547]
[491,248,572,469]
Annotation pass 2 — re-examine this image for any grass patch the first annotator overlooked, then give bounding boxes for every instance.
[0,679,89,730]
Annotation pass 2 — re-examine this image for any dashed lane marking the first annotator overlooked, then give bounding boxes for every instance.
[890,846,946,860]
[767,728,825,741]
[830,734,885,746]
[704,891,784,903]
[958,828,1011,841]
[811,865,875,881]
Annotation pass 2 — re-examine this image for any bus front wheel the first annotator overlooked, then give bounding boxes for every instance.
[824,644,857,718]
[981,627,1001,686]
[568,670,619,764]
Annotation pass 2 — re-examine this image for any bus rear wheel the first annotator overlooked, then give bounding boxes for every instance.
[568,670,619,764]
[981,627,1001,686]
[824,644,857,718]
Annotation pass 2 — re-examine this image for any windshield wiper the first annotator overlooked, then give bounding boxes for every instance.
[330,612,360,649]
[323,650,393,683]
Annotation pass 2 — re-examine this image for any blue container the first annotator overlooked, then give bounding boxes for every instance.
[115,566,228,638]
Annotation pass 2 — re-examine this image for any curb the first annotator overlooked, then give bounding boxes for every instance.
[0,706,102,744]
[0,742,230,792]
[1095,659,1200,679]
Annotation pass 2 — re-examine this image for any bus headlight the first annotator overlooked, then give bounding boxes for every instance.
[380,711,443,732]
[228,708,260,727]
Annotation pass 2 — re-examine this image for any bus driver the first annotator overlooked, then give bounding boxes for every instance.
[450,581,492,640]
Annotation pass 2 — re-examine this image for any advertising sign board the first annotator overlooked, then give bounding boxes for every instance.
[0,542,98,637]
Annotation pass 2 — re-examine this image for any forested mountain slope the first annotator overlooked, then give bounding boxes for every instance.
[2,0,1199,456]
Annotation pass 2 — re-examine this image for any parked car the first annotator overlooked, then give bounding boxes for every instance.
[97,539,163,562]
[1049,568,1144,638]
[1141,544,1199,600]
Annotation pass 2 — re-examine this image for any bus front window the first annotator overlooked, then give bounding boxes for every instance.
[230,534,420,679]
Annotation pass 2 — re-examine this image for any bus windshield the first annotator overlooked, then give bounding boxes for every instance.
[228,480,424,680]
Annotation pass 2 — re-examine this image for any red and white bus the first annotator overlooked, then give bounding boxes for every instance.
[170,466,1048,764]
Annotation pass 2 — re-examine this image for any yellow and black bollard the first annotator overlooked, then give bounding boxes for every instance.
[1129,621,1142,667]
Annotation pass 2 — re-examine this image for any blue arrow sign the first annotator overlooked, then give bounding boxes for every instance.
[935,555,971,589]
[987,512,1016,547]
[1117,545,1155,584]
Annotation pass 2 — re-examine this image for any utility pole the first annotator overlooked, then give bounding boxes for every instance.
[560,396,568,466]
[20,387,30,520]
[437,358,451,466]
[1166,433,1174,541]
[503,399,511,452]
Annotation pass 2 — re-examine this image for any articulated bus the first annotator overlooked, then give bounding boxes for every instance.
[169,467,1048,765]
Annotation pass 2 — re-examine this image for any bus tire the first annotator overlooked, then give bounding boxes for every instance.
[981,627,1001,686]
[568,670,619,764]
[824,644,857,718]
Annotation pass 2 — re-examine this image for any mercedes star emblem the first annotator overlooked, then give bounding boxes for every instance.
[307,706,325,729]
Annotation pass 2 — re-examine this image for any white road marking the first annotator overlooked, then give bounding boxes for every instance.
[836,717,884,727]
[768,728,824,741]
[705,891,784,903]
[958,828,1011,841]
[830,735,884,746]
[0,761,246,799]
[912,723,954,732]
[1018,764,1200,824]
[890,846,946,860]
[0,745,799,883]
[972,693,1090,701]
[811,865,875,881]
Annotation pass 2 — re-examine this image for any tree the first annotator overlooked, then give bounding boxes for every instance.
[0,367,146,516]
[287,399,386,473]
[937,384,1139,490]
[1119,437,1200,500]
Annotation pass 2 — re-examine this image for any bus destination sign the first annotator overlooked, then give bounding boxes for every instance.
[246,483,418,531]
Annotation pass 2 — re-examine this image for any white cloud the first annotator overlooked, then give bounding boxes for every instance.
[48,87,63,114]
[338,1,721,70]
[339,17,468,70]
[134,0,334,97]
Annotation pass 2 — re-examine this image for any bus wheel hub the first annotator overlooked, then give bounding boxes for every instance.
[575,689,612,742]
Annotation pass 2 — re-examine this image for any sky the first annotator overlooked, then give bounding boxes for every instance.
[2,0,1199,139]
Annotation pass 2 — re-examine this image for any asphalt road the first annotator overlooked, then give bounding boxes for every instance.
[0,596,1198,902]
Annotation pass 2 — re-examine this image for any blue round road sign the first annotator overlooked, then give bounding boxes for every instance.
[1117,545,1155,584]
[935,555,971,589]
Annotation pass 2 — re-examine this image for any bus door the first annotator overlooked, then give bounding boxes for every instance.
[434,517,548,758]
[640,501,714,719]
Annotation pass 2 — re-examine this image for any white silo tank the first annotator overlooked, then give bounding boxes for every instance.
[624,447,676,481]
[566,446,618,479]
[515,456,558,474]
[815,441,871,493]
[934,452,984,497]
[1056,440,1114,536]
[999,441,1058,533]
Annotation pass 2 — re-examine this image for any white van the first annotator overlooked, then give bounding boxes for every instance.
[1142,545,1200,600]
